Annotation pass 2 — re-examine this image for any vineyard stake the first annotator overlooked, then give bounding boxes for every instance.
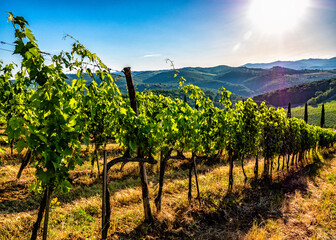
[123,67,153,222]
[102,147,108,239]
[42,187,53,240]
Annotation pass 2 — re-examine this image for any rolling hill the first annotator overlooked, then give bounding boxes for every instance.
[66,64,336,98]
[253,78,336,107]
[132,66,336,97]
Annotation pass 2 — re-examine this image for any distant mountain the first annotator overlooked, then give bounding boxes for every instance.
[243,57,336,70]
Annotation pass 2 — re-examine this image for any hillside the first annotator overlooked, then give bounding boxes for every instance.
[243,57,336,70]
[291,100,336,128]
[134,66,336,97]
[253,78,336,107]
[1,140,336,239]
[66,66,336,98]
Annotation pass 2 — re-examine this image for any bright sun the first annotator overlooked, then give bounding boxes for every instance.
[249,0,310,34]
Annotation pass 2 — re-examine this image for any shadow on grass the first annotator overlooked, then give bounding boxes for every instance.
[59,157,219,205]
[0,149,223,214]
[0,152,24,166]
[0,181,42,214]
[112,150,333,240]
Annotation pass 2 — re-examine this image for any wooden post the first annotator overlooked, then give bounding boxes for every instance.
[228,154,234,192]
[123,67,138,115]
[254,155,259,179]
[155,154,167,212]
[31,189,48,240]
[193,155,200,202]
[42,187,53,240]
[188,161,193,202]
[123,67,153,222]
[102,148,107,239]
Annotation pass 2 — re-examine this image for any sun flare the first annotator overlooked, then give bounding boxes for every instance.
[249,0,310,34]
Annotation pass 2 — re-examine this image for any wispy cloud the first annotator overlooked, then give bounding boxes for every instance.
[244,31,252,41]
[232,43,241,52]
[143,54,161,58]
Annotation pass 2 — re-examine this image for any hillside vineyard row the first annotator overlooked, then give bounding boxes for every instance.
[1,13,336,239]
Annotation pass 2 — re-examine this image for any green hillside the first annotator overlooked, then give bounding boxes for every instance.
[253,78,336,107]
[135,66,336,97]
[291,100,336,128]
[66,66,336,97]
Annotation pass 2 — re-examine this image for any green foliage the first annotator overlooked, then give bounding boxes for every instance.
[2,13,336,239]
[5,13,86,193]
[2,13,336,189]
[291,101,336,128]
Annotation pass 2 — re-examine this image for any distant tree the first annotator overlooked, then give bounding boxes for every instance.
[304,102,308,123]
[287,102,291,118]
[320,104,325,128]
[307,97,317,105]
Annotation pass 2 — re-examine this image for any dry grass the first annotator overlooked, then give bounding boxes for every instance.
[0,146,336,239]
[244,150,336,240]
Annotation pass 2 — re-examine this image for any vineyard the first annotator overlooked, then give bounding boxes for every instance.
[292,100,336,128]
[1,14,336,240]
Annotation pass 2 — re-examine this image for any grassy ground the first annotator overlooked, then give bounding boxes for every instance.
[291,100,336,128]
[1,144,336,239]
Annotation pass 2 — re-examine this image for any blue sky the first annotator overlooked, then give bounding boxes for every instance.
[1,0,336,71]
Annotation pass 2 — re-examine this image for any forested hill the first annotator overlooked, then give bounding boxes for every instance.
[66,66,336,98]
[253,78,336,107]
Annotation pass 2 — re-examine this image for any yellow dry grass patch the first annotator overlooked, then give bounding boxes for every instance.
[1,147,336,239]
[0,211,35,239]
[244,152,336,240]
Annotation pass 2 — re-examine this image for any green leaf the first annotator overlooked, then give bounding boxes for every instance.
[24,28,36,42]
[69,98,76,108]
[8,117,20,130]
[60,180,72,193]
[7,12,14,22]
[119,107,127,115]
[29,47,39,57]
[44,110,51,119]
[51,160,60,171]
[129,140,137,151]
[68,118,76,127]
[84,133,90,146]
[37,133,48,144]
[63,148,73,157]
[15,139,28,153]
